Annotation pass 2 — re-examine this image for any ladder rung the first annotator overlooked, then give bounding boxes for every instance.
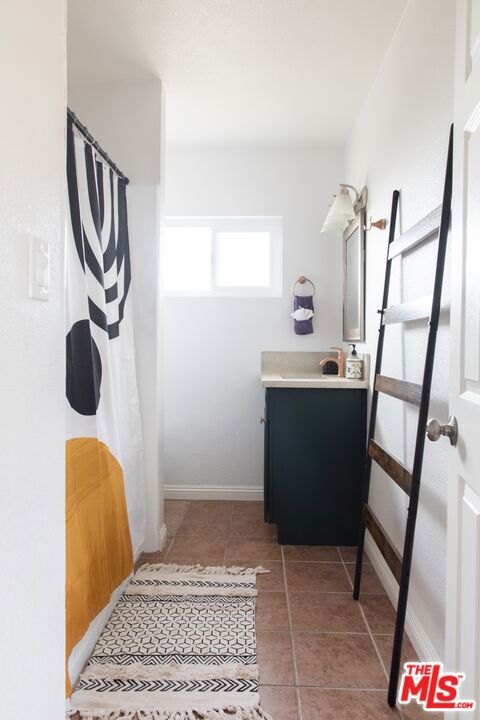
[382,295,432,325]
[363,503,403,585]
[368,439,412,496]
[375,375,422,406]
[388,205,441,259]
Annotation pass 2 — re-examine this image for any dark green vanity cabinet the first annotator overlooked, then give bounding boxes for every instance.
[263,387,367,545]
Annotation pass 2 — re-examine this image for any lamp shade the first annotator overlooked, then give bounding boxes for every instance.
[321,185,356,233]
[330,187,356,220]
[321,220,345,233]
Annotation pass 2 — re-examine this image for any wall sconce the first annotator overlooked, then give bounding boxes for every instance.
[321,184,368,233]
[321,184,387,232]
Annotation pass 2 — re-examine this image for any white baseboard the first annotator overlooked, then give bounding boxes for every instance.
[365,533,440,662]
[164,485,264,502]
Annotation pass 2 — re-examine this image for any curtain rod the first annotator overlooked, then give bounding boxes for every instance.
[67,107,130,184]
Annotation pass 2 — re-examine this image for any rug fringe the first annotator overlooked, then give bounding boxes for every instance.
[68,704,273,719]
[136,563,269,576]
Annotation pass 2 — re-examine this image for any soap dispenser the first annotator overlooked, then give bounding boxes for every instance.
[345,344,363,380]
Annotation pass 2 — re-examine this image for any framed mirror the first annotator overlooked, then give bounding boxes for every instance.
[343,209,365,342]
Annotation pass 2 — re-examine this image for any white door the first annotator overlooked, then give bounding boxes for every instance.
[445,1,480,715]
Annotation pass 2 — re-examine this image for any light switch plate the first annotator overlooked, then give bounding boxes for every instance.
[28,234,50,301]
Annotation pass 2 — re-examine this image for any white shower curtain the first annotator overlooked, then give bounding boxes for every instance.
[65,115,145,692]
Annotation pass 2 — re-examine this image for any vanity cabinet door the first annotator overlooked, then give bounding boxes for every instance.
[263,395,270,523]
[266,387,367,545]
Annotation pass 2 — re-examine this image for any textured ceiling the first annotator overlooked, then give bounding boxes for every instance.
[68,0,406,145]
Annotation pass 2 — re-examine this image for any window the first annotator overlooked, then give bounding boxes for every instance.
[162,217,283,297]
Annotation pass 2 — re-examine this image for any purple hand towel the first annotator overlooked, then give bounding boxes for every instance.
[293,294,314,335]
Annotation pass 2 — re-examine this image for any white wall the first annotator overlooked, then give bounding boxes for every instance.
[0,0,66,715]
[164,145,343,494]
[345,0,455,659]
[68,80,166,552]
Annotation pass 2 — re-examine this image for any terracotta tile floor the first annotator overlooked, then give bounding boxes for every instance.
[137,500,441,720]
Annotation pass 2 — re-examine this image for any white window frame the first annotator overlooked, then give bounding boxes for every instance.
[163,216,283,298]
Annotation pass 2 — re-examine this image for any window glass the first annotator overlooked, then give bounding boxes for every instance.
[215,232,270,287]
[163,226,212,292]
[163,217,282,297]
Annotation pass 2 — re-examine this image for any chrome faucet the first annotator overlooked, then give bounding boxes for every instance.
[319,347,346,377]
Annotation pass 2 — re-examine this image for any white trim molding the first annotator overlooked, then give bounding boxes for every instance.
[164,485,264,502]
[364,533,440,663]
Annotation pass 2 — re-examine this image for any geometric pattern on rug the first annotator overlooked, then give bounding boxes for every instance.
[92,600,255,657]
[68,563,273,720]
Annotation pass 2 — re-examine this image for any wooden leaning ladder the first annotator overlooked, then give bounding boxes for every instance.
[353,125,453,707]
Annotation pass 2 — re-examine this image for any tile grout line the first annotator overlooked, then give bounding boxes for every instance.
[337,550,407,719]
[176,499,191,534]
[162,538,175,560]
[279,559,366,564]
[255,588,387,595]
[163,499,190,559]
[338,551,389,677]
[253,629,382,636]
[281,544,303,720]
[262,684,396,692]
[224,501,234,567]
[259,684,391,691]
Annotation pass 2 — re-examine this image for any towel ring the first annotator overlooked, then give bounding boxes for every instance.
[292,275,316,296]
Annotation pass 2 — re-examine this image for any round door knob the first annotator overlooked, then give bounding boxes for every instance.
[426,416,458,446]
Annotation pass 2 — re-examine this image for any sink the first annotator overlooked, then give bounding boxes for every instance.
[261,351,369,389]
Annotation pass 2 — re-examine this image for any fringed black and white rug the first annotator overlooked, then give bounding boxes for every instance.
[68,563,273,720]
